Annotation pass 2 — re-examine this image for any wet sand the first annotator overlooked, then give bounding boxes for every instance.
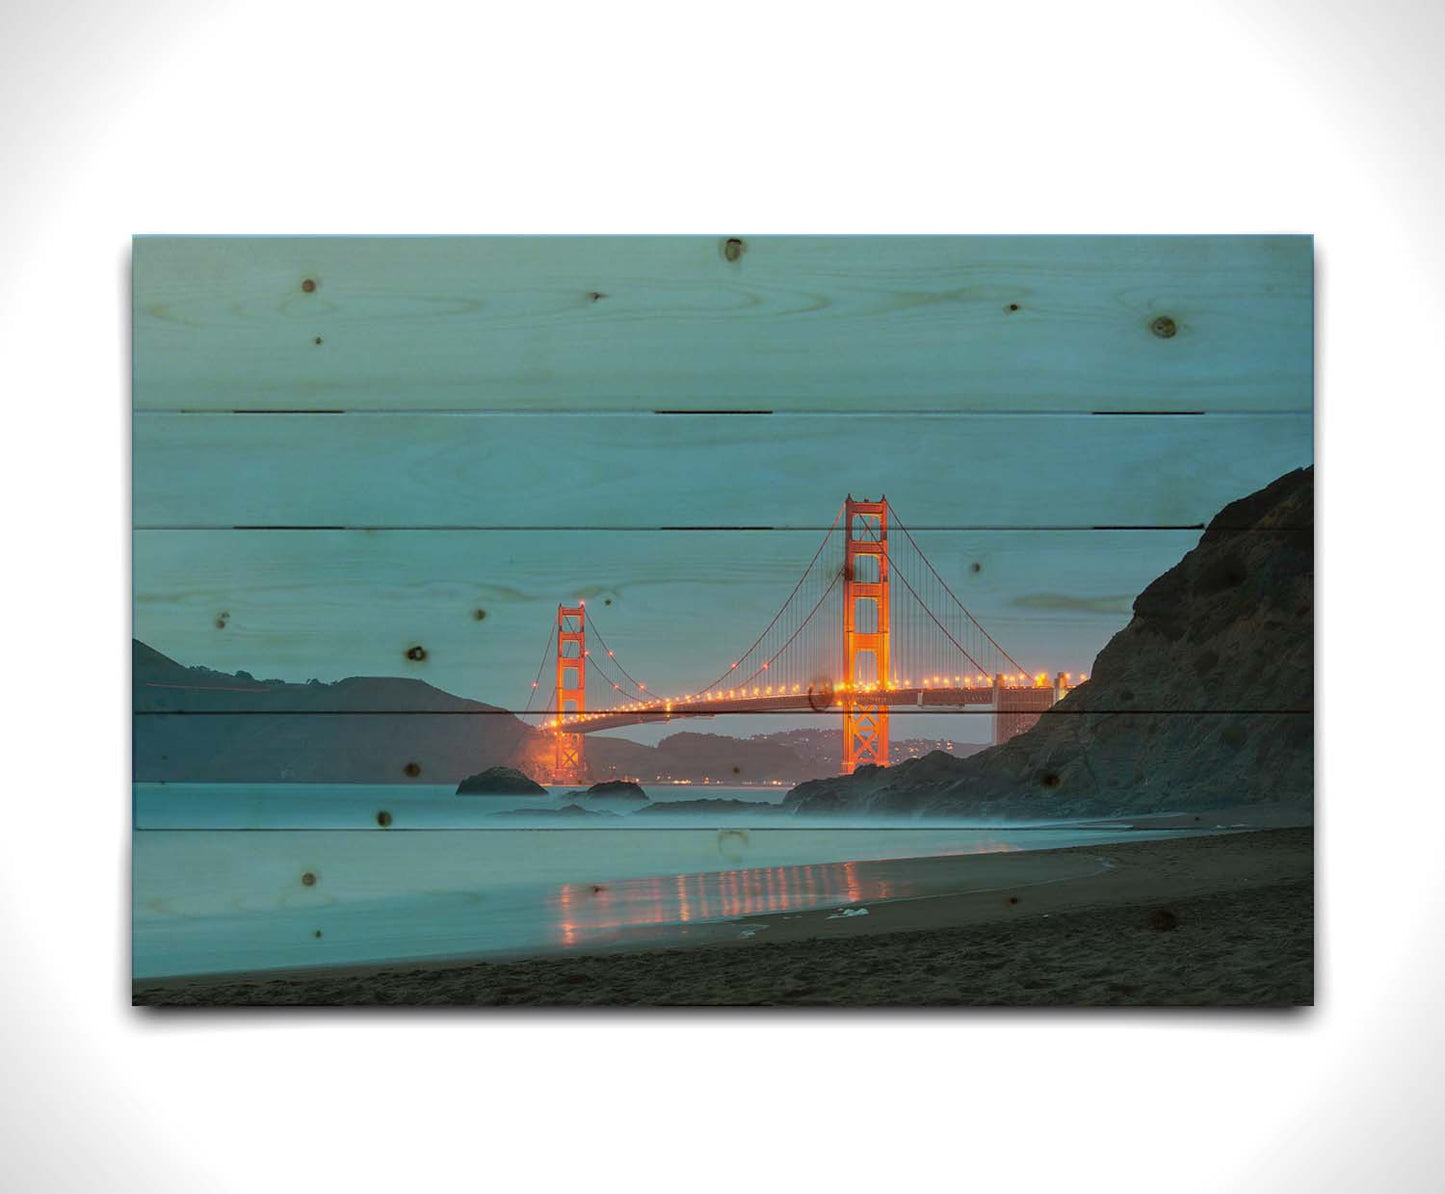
[134,827,1313,1007]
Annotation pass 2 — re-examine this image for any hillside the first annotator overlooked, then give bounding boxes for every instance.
[785,468,1314,818]
[133,640,540,782]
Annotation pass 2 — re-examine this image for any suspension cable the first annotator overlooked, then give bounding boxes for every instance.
[585,640,649,705]
[728,570,843,692]
[881,542,994,678]
[889,506,1027,675]
[522,621,557,716]
[581,609,652,701]
[697,503,845,695]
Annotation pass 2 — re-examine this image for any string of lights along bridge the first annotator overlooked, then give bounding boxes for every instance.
[522,497,1086,786]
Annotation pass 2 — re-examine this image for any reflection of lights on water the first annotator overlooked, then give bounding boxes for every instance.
[556,883,578,947]
[552,860,889,944]
[675,873,691,924]
[549,845,1014,948]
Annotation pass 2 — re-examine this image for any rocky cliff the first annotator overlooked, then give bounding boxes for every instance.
[785,468,1314,819]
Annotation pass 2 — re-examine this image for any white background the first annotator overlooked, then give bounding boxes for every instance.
[1,1,1441,1190]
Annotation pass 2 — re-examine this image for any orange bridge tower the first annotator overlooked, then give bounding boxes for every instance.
[553,604,587,785]
[842,496,890,773]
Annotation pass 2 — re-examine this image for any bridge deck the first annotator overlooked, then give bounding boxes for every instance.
[563,685,1060,733]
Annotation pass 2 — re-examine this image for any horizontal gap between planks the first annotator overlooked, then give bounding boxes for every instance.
[133,708,1314,717]
[130,825,1288,834]
[155,408,1314,419]
[133,523,1248,532]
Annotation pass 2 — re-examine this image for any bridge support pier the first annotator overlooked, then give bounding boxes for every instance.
[993,672,1063,746]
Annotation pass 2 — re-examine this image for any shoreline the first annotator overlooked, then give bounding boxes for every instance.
[135,826,1313,1007]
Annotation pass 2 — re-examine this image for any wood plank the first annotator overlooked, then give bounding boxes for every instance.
[133,236,1313,413]
[133,706,1312,829]
[133,411,1313,529]
[132,803,1310,977]
[133,527,1285,711]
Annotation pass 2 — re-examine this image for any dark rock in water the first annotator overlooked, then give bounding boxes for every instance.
[570,780,650,809]
[785,468,1314,820]
[492,804,618,819]
[589,780,648,797]
[456,766,548,796]
[633,798,790,816]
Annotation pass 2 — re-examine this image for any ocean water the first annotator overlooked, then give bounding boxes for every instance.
[133,783,1186,979]
[134,782,793,829]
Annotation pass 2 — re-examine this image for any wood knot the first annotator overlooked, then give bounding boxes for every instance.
[300,871,317,887]
[1150,315,1177,339]
[301,278,317,293]
[406,645,427,662]
[376,810,393,827]
[722,237,745,262]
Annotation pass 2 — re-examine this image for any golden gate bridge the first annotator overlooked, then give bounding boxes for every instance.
[521,497,1085,785]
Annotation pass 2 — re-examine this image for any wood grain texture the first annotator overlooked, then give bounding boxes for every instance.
[133,236,1312,413]
[133,527,1278,708]
[133,411,1312,529]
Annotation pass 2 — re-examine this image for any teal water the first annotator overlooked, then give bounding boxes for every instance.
[134,782,790,829]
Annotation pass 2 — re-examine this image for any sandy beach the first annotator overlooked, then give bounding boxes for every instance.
[134,827,1312,1007]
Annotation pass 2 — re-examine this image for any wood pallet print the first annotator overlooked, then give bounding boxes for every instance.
[131,235,1314,1006]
